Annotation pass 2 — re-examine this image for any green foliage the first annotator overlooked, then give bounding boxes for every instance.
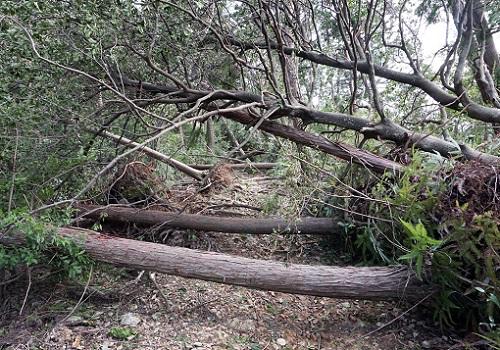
[0,0,498,338]
[261,193,282,215]
[388,152,446,224]
[342,152,443,264]
[108,327,136,340]
[322,150,499,330]
[415,0,443,24]
[431,213,499,330]
[399,220,442,279]
[354,226,392,264]
[0,210,93,280]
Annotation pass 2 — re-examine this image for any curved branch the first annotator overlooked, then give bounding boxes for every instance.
[226,38,500,124]
[116,76,499,164]
[219,109,404,174]
[287,106,500,165]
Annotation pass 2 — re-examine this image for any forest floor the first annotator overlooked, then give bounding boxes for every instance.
[0,169,473,349]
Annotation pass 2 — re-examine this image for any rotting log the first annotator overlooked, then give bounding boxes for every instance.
[0,227,433,301]
[95,130,205,180]
[76,205,339,234]
[189,162,276,170]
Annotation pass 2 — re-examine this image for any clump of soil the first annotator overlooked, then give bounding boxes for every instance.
[201,163,234,190]
[439,161,500,223]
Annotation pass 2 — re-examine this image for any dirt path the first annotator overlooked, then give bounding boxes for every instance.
[1,269,456,350]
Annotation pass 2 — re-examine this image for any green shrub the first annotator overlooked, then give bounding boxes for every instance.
[0,209,93,280]
[108,327,136,340]
[324,153,499,331]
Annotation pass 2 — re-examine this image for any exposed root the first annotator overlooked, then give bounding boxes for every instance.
[199,163,234,192]
[440,161,500,223]
[107,161,167,204]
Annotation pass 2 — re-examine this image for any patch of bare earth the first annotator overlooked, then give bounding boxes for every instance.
[1,270,457,350]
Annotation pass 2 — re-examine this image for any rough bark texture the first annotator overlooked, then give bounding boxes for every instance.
[76,205,340,234]
[0,227,433,301]
[220,110,404,173]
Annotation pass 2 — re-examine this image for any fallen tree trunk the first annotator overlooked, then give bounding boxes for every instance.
[76,205,339,234]
[118,75,500,165]
[220,110,404,174]
[96,130,205,180]
[189,162,276,170]
[0,227,433,301]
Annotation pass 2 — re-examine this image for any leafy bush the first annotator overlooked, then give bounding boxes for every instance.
[0,209,92,280]
[340,155,500,332]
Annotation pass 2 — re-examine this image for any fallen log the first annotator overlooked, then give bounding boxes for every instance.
[0,227,433,301]
[95,130,205,180]
[189,162,276,170]
[76,205,339,234]
[220,110,404,174]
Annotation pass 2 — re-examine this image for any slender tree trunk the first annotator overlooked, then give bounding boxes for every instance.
[0,227,434,301]
[178,124,186,148]
[221,118,246,156]
[96,130,205,180]
[76,204,339,235]
[206,116,216,151]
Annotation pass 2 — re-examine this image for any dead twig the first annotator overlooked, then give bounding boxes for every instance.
[180,297,221,316]
[61,265,93,323]
[148,272,170,306]
[19,266,32,315]
[359,292,435,339]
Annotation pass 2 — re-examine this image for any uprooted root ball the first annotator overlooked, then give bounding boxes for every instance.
[107,161,167,204]
[439,161,500,223]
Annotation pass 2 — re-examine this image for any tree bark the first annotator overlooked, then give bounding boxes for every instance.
[206,116,216,150]
[189,162,276,170]
[226,38,500,124]
[221,118,246,156]
[96,130,205,180]
[76,205,339,234]
[0,227,433,301]
[220,110,404,173]
[471,0,500,85]
[292,108,500,165]
[117,75,499,164]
